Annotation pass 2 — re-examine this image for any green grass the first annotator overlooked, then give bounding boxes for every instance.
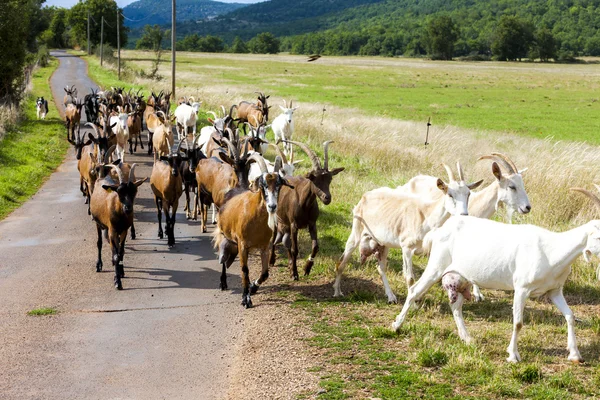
[27,307,58,316]
[0,58,69,220]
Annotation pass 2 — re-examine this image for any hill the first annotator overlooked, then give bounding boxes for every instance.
[122,0,246,28]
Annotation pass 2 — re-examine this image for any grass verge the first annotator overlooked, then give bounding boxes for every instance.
[27,307,58,316]
[0,58,69,220]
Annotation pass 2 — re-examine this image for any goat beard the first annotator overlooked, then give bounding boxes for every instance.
[267,211,277,231]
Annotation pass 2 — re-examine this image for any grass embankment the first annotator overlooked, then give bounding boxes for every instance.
[85,51,600,398]
[0,59,69,220]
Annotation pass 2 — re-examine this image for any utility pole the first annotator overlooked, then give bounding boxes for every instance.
[117,10,121,80]
[171,0,176,99]
[87,10,90,55]
[100,16,104,66]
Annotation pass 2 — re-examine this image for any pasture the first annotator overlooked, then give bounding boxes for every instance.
[81,50,600,398]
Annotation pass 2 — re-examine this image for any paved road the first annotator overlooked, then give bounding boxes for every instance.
[0,50,243,399]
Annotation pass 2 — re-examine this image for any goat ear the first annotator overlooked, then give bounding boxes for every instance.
[492,162,503,181]
[292,107,299,111]
[518,167,528,175]
[83,139,93,147]
[281,178,294,189]
[133,177,148,187]
[207,118,214,124]
[67,138,75,145]
[87,132,97,143]
[467,179,484,190]
[112,159,122,165]
[437,179,448,193]
[102,184,119,191]
[330,167,344,176]
[266,95,270,99]
[218,152,234,165]
[292,160,303,166]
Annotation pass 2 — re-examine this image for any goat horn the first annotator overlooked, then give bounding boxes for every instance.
[477,154,516,175]
[221,137,239,161]
[242,137,250,159]
[220,105,227,117]
[108,164,124,184]
[268,142,288,165]
[104,145,117,164]
[456,161,465,181]
[572,187,600,211]
[289,100,293,108]
[86,122,100,138]
[207,111,218,120]
[282,99,287,108]
[323,140,334,171]
[128,163,137,183]
[285,140,321,171]
[491,153,518,174]
[176,140,184,154]
[250,114,259,127]
[442,164,455,182]
[247,153,268,174]
[229,104,237,117]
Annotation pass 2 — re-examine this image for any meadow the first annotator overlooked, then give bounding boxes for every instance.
[82,50,600,399]
[0,59,69,220]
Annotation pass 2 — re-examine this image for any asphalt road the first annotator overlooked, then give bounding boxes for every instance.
[0,50,244,399]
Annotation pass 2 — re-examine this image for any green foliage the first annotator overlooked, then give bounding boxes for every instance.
[512,364,543,383]
[136,24,168,52]
[247,32,281,54]
[492,15,535,61]
[178,34,224,53]
[68,0,128,49]
[532,28,557,61]
[27,307,57,316]
[425,16,459,60]
[230,36,249,54]
[417,349,449,367]
[42,8,69,48]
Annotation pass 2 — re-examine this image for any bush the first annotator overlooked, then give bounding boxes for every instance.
[37,45,50,68]
[95,44,116,64]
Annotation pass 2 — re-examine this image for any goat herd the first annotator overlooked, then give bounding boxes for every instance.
[58,85,600,363]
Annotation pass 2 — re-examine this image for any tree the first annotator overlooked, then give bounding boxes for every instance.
[533,28,557,62]
[42,8,68,48]
[491,15,534,61]
[425,16,459,60]
[230,36,249,53]
[68,0,128,49]
[247,32,280,54]
[136,25,168,79]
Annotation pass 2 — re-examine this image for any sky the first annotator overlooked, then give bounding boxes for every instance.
[43,0,262,8]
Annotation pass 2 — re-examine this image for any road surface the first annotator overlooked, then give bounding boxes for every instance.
[0,50,244,399]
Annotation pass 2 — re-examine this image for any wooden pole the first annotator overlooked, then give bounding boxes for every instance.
[100,16,104,66]
[171,0,176,100]
[117,10,121,80]
[87,10,90,55]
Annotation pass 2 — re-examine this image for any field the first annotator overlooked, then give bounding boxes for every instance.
[0,59,69,220]
[82,50,600,399]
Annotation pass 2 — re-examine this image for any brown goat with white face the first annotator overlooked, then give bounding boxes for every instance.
[150,142,185,247]
[152,112,175,161]
[63,85,77,108]
[90,163,146,289]
[65,99,84,141]
[213,155,293,308]
[269,140,344,280]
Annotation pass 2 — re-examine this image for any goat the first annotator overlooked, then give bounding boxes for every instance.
[127,101,144,153]
[333,163,483,303]
[109,112,130,161]
[68,125,93,161]
[248,142,300,182]
[268,140,343,280]
[271,100,298,158]
[174,99,202,141]
[244,119,269,154]
[36,97,48,119]
[84,88,100,125]
[180,138,205,221]
[63,85,77,108]
[151,111,175,161]
[392,187,600,363]
[235,92,271,126]
[213,155,293,308]
[150,142,185,247]
[65,99,84,141]
[196,106,237,151]
[144,92,160,155]
[400,152,531,302]
[90,163,147,289]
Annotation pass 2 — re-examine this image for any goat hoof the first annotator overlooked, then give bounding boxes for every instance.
[96,263,102,272]
[219,282,228,291]
[250,283,259,295]
[202,228,207,233]
[84,197,89,204]
[130,233,136,240]
[242,296,253,308]
[292,274,299,281]
[158,232,163,239]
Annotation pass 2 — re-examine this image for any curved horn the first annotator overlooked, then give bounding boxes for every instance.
[228,104,237,117]
[107,164,124,184]
[491,153,518,174]
[282,99,287,108]
[323,140,334,171]
[247,153,268,174]
[268,142,288,165]
[289,100,293,108]
[104,145,117,163]
[285,140,321,171]
[86,122,100,138]
[207,111,218,120]
[456,161,465,181]
[442,164,455,182]
[128,163,137,183]
[221,137,239,161]
[176,140,184,154]
[572,187,600,211]
[220,105,227,117]
[477,154,516,175]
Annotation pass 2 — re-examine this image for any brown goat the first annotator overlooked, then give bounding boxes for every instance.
[235,91,271,127]
[90,163,146,289]
[152,111,175,161]
[65,99,84,141]
[269,140,344,280]
[150,142,185,247]
[127,102,144,153]
[213,155,293,308]
[63,85,77,108]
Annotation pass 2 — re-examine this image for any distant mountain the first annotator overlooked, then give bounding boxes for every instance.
[122,0,246,28]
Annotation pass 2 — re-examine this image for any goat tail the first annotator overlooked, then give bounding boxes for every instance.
[211,225,222,251]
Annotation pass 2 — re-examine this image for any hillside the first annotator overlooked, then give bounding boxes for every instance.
[122,0,246,28]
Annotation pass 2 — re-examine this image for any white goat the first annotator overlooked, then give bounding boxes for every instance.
[248,143,301,182]
[333,163,483,303]
[392,186,600,363]
[109,113,130,162]
[174,100,202,141]
[271,100,298,159]
[400,153,531,301]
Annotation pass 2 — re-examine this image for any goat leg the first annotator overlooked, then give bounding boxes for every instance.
[128,138,133,154]
[192,187,199,221]
[268,227,278,268]
[118,231,126,279]
[288,225,299,280]
[250,249,270,295]
[111,236,123,290]
[155,196,164,239]
[130,222,136,240]
[95,224,103,272]
[304,223,319,276]
[184,185,191,219]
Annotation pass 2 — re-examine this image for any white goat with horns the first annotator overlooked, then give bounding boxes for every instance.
[271,99,298,159]
[392,187,600,363]
[333,162,483,303]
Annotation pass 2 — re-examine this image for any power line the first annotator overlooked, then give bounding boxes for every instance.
[119,11,158,23]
